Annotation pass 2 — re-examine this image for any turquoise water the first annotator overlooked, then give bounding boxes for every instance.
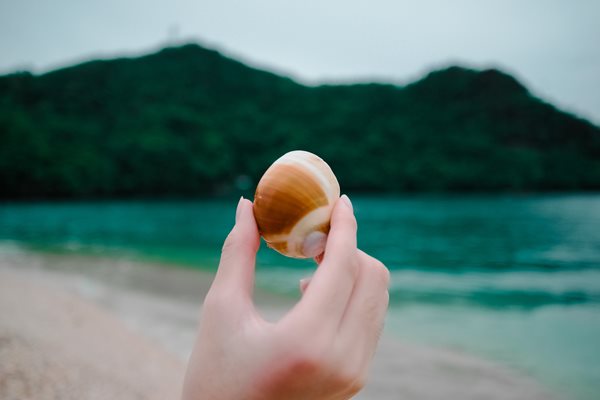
[1,195,599,399]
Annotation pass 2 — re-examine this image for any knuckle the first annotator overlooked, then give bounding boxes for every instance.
[371,259,391,288]
[284,349,327,378]
[274,335,366,395]
[278,333,337,376]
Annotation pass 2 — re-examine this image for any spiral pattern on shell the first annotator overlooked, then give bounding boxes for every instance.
[253,150,340,258]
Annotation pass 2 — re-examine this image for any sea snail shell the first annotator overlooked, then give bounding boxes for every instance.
[253,150,340,258]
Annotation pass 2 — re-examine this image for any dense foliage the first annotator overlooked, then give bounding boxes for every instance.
[1,43,599,198]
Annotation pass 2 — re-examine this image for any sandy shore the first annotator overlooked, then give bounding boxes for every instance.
[0,244,556,400]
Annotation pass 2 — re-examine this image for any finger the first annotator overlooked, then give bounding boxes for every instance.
[322,194,357,266]
[292,195,359,330]
[336,250,390,365]
[211,197,260,301]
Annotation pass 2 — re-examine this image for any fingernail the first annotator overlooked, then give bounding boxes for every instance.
[299,277,312,293]
[235,196,244,223]
[341,194,353,212]
[313,252,324,265]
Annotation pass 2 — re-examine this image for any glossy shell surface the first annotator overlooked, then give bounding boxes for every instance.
[253,150,340,258]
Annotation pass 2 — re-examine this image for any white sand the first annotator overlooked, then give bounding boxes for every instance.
[0,244,557,400]
[0,271,184,400]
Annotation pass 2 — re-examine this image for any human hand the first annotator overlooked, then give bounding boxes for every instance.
[182,195,390,400]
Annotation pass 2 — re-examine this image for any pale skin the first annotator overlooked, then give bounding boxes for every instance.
[182,195,390,400]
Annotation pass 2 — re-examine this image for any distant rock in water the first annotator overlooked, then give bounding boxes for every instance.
[0,43,598,198]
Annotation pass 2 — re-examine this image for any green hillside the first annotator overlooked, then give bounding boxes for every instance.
[1,43,599,198]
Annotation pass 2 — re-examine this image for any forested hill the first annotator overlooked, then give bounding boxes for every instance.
[1,43,599,199]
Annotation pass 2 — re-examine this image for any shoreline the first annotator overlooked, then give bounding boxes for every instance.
[0,244,557,399]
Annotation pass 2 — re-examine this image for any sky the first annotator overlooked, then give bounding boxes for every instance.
[1,0,599,124]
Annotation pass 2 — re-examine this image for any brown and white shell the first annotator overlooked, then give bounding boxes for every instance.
[253,150,340,258]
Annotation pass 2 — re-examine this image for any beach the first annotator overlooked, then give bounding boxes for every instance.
[0,245,556,400]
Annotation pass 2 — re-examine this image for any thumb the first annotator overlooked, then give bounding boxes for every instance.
[212,197,260,301]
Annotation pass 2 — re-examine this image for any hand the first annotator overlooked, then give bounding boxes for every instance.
[182,195,390,400]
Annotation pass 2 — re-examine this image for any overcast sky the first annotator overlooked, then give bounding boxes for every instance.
[1,0,599,124]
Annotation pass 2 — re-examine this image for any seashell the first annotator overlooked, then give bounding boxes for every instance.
[253,150,340,259]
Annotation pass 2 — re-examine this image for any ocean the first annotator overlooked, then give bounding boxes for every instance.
[1,194,599,400]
